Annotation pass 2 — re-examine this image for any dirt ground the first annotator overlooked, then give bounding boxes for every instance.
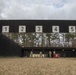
[0,58,76,75]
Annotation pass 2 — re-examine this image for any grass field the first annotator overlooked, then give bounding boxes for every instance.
[0,58,76,75]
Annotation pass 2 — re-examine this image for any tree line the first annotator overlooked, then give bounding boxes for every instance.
[3,33,76,47]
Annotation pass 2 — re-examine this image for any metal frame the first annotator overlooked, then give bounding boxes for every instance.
[0,20,76,57]
[0,20,76,33]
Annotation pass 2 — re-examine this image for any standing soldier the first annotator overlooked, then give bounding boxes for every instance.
[40,51,42,58]
[49,51,52,58]
[30,51,33,58]
[53,51,56,57]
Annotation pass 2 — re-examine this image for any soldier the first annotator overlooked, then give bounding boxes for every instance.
[53,51,56,57]
[49,51,52,58]
[40,51,42,58]
[30,51,33,58]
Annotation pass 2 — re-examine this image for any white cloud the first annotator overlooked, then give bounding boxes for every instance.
[0,0,76,20]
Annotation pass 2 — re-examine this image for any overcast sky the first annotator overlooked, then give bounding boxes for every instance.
[0,0,76,20]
